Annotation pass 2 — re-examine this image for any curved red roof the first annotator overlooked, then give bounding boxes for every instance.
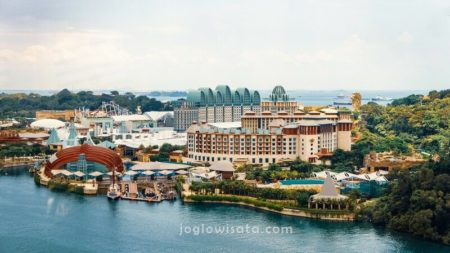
[44,144,124,178]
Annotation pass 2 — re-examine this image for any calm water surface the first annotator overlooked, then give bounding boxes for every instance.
[0,169,448,253]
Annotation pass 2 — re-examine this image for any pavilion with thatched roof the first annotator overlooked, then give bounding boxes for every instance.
[308,175,349,210]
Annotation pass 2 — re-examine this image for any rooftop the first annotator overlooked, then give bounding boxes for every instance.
[209,160,235,172]
[207,121,241,129]
[30,119,65,129]
[144,111,174,121]
[111,114,150,122]
[131,161,192,171]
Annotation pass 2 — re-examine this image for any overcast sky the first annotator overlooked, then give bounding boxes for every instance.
[0,0,449,91]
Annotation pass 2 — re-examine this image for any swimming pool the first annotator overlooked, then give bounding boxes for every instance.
[280,179,324,185]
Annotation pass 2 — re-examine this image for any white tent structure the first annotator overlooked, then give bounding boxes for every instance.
[189,167,220,182]
[106,171,122,177]
[333,172,361,182]
[312,170,337,180]
[89,171,103,177]
[51,170,64,176]
[61,170,73,177]
[357,172,388,182]
[51,169,73,177]
[144,111,174,122]
[30,119,65,130]
[141,171,155,176]
[130,161,191,171]
[158,170,173,176]
[124,170,138,176]
[73,171,86,177]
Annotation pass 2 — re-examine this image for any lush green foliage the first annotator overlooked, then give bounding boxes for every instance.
[0,89,171,118]
[361,90,450,155]
[48,179,69,192]
[149,143,185,162]
[361,160,450,244]
[330,149,364,172]
[297,191,314,207]
[329,89,450,172]
[0,143,48,158]
[188,194,284,211]
[353,90,450,244]
[147,91,187,97]
[244,159,326,182]
[189,180,317,208]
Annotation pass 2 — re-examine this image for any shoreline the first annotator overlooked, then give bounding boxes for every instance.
[183,197,355,221]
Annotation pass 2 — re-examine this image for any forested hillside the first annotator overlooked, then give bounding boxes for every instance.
[359,89,450,244]
[0,89,170,118]
[360,89,450,155]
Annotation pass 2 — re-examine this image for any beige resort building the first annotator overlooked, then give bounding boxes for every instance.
[185,111,352,165]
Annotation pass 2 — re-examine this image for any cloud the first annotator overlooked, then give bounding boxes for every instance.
[398,32,414,44]
[0,1,449,91]
[0,29,135,90]
[0,30,130,65]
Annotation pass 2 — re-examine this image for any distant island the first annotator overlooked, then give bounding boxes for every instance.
[147,91,187,97]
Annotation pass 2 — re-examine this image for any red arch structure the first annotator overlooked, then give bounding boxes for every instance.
[44,143,124,178]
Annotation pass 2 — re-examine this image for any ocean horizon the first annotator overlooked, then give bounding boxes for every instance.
[0,89,428,106]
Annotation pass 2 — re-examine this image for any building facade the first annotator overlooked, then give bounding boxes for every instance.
[36,110,75,121]
[174,103,199,132]
[241,108,352,133]
[260,85,300,113]
[174,85,261,131]
[185,113,352,165]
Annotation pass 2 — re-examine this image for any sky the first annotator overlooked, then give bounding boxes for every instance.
[0,0,449,92]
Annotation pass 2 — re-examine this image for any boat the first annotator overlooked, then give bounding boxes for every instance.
[335,92,347,99]
[371,96,393,101]
[333,92,352,106]
[333,101,352,106]
[107,167,121,200]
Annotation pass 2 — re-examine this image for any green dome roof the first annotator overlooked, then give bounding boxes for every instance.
[186,85,260,106]
[270,85,289,102]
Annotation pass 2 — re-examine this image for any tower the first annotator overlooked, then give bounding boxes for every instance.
[337,120,352,151]
[351,92,362,111]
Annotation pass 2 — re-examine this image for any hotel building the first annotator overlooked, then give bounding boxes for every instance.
[174,85,261,131]
[185,98,353,165]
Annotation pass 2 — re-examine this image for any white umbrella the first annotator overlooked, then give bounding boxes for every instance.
[73,171,85,177]
[176,170,188,175]
[159,170,173,176]
[106,171,122,176]
[51,170,63,176]
[89,171,103,177]
[60,170,73,177]
[141,171,155,176]
[124,170,138,176]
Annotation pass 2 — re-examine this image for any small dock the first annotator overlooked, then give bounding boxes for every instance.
[120,196,162,202]
[102,177,177,202]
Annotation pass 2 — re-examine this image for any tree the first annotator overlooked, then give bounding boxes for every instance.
[297,191,313,207]
[362,162,450,244]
